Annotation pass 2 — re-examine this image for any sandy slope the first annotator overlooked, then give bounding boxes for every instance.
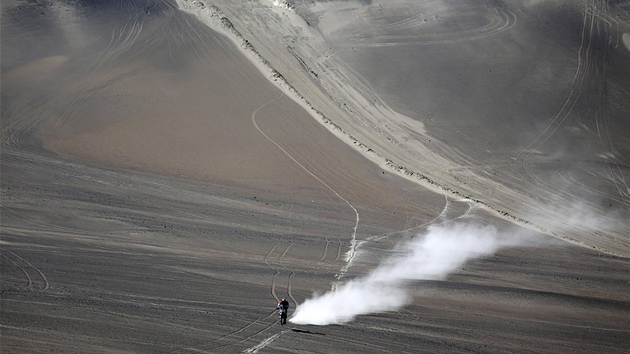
[2,0,629,353]
[180,0,630,257]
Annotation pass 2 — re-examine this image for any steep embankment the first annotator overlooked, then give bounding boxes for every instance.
[176,0,630,258]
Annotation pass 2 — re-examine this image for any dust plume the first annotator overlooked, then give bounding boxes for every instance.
[290,222,517,325]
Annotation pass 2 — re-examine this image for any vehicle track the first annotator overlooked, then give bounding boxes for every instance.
[251,93,361,277]
[243,329,290,353]
[312,236,342,273]
[344,4,517,47]
[263,243,281,301]
[0,250,49,290]
[169,309,278,353]
[262,242,299,306]
[587,1,630,214]
[0,252,33,289]
[317,237,331,262]
[207,314,277,352]
[2,2,152,149]
[514,0,597,171]
[534,1,628,236]
[277,244,299,307]
[511,0,627,220]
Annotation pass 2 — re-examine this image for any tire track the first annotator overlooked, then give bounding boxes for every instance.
[311,236,343,274]
[1,252,33,289]
[511,0,608,210]
[264,242,298,306]
[263,243,281,301]
[1,207,93,237]
[210,311,276,344]
[514,2,587,170]
[344,4,517,47]
[2,2,152,149]
[243,329,290,353]
[509,0,630,231]
[317,237,331,262]
[333,237,343,263]
[251,93,361,278]
[277,244,299,307]
[315,236,341,265]
[174,310,278,353]
[588,1,630,214]
[1,250,49,290]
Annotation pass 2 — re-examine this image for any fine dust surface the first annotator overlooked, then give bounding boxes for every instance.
[2,0,629,353]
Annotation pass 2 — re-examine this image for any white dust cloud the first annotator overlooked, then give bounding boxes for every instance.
[290,222,516,325]
[623,33,630,53]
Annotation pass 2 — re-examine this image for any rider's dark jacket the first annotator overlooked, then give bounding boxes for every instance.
[278,300,289,312]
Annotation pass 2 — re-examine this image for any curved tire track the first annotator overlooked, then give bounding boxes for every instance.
[251,94,361,277]
[277,244,299,307]
[344,4,517,47]
[243,329,290,353]
[264,242,281,302]
[1,250,49,290]
[1,252,33,289]
[175,310,278,353]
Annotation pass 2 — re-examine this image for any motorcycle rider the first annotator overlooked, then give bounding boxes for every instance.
[277,298,289,325]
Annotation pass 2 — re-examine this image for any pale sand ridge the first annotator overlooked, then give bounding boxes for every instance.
[176,0,630,257]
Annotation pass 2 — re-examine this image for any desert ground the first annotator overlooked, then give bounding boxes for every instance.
[1,0,629,353]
